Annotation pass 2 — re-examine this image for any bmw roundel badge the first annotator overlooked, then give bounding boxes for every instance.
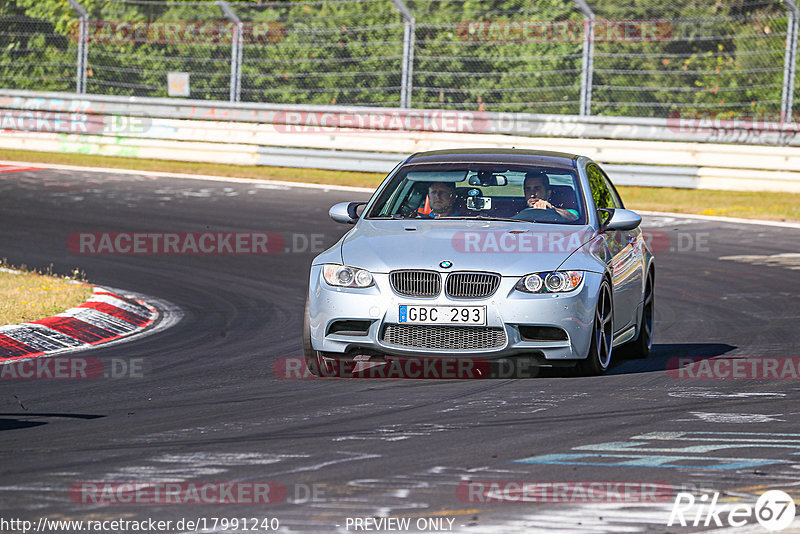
[440,260,453,269]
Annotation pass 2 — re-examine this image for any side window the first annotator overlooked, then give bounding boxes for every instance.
[597,166,624,210]
[587,164,614,224]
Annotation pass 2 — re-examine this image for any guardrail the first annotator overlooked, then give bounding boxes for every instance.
[1,90,799,192]
[4,89,800,146]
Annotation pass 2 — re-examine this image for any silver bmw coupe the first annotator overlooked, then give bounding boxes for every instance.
[304,149,655,376]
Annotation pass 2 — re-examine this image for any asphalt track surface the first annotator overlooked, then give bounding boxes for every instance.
[1,167,799,533]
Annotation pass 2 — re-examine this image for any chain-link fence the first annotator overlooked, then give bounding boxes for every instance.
[0,0,797,118]
[589,0,792,117]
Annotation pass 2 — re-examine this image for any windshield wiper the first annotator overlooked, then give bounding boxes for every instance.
[438,214,528,223]
[475,214,530,223]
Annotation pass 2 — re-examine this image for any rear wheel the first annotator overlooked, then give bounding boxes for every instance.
[303,297,332,377]
[577,280,614,376]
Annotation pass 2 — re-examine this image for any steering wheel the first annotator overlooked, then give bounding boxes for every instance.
[394,208,423,219]
[511,208,565,223]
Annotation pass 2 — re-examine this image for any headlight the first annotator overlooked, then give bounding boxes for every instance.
[323,264,374,288]
[516,271,583,293]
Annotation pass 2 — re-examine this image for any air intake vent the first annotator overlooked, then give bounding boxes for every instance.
[382,324,507,350]
[518,325,569,342]
[327,320,372,337]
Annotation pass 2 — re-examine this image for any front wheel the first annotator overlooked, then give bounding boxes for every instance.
[302,297,333,377]
[577,280,614,376]
[621,270,654,359]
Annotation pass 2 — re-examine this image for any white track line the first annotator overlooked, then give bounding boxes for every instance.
[0,159,375,193]
[637,210,800,229]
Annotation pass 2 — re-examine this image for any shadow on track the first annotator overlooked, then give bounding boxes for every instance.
[0,413,104,432]
[527,342,737,378]
[607,342,737,375]
[296,343,738,381]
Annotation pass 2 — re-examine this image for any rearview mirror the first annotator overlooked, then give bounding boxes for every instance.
[601,208,642,231]
[468,174,507,187]
[329,201,366,224]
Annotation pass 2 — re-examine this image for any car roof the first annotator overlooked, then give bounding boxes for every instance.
[404,148,579,170]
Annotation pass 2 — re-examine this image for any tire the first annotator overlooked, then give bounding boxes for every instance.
[577,279,614,376]
[303,297,331,377]
[622,269,655,359]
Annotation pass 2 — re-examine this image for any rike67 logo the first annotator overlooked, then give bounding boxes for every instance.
[668,490,796,531]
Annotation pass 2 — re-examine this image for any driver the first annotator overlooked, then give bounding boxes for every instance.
[423,182,463,217]
[523,171,579,221]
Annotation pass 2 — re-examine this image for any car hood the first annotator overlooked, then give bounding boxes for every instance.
[340,219,596,276]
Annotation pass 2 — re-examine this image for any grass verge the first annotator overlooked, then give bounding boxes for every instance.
[1,148,799,221]
[0,261,91,325]
[616,186,800,221]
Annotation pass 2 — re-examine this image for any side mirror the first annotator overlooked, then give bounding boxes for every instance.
[601,208,642,231]
[329,201,366,224]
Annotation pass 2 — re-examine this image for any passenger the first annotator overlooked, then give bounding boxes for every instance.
[523,171,579,221]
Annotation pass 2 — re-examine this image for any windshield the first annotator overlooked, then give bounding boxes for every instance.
[367,163,585,224]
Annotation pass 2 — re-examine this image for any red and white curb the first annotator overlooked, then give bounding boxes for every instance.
[0,163,42,174]
[0,286,162,362]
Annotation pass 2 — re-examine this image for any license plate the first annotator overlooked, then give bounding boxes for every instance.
[399,305,486,325]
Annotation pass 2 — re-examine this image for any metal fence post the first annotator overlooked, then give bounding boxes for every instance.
[218,0,243,102]
[391,0,415,108]
[234,20,243,101]
[573,0,595,116]
[781,0,799,120]
[66,0,88,94]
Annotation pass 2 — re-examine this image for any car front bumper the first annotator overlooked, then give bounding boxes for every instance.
[308,265,602,362]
